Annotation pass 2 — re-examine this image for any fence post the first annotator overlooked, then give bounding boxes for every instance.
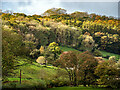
[20,69,21,84]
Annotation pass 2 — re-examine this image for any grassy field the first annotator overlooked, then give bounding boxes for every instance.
[2,46,120,89]
[7,57,66,81]
[100,51,120,60]
[59,46,120,60]
[59,46,81,52]
[47,86,116,90]
[2,56,68,89]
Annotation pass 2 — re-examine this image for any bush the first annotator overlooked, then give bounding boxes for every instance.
[107,79,120,88]
[36,56,46,64]
[109,56,116,62]
[47,78,70,87]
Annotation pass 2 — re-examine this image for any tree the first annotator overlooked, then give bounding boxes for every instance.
[44,48,54,65]
[95,60,119,88]
[116,59,120,69]
[39,46,45,55]
[13,13,26,17]
[4,10,13,14]
[56,51,98,86]
[80,35,95,51]
[2,28,23,78]
[71,11,89,18]
[34,30,48,46]
[56,51,79,86]
[78,51,98,86]
[23,40,36,52]
[30,49,40,59]
[43,8,67,16]
[109,56,116,62]
[48,42,61,61]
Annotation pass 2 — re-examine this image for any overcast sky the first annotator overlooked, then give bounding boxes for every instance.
[1,0,119,18]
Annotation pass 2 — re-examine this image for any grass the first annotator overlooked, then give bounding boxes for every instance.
[3,56,68,83]
[59,46,120,60]
[12,62,59,80]
[100,51,120,60]
[2,56,68,89]
[8,78,28,81]
[59,46,82,53]
[47,86,117,90]
[59,46,79,52]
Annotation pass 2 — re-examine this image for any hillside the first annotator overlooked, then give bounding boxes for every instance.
[1,12,120,54]
[1,8,120,89]
[3,56,69,89]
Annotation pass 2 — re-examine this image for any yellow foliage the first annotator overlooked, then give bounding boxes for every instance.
[36,56,46,64]
[40,46,45,54]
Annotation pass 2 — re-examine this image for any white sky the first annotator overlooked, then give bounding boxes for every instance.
[1,0,120,2]
[1,0,119,18]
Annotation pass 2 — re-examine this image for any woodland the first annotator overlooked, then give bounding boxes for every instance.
[1,8,120,89]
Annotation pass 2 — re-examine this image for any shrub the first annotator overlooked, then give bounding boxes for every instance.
[47,78,70,87]
[109,56,116,62]
[107,79,120,88]
[36,56,46,64]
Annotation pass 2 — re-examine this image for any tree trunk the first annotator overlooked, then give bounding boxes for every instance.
[65,68,72,85]
[54,53,56,61]
[20,69,21,84]
[83,84,86,87]
[74,70,77,86]
[83,70,87,87]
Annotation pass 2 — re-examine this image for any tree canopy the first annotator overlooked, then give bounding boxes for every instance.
[43,8,67,16]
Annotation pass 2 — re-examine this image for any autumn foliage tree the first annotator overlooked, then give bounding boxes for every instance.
[2,28,23,78]
[43,8,67,16]
[56,51,79,86]
[95,60,120,88]
[56,51,98,86]
[80,35,95,51]
[77,51,98,86]
[48,42,61,62]
[39,46,45,55]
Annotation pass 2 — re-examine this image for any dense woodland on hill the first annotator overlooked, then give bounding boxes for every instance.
[1,8,120,89]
